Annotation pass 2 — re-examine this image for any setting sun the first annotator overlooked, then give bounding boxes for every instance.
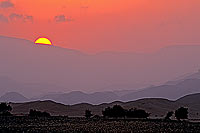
[35,37,52,45]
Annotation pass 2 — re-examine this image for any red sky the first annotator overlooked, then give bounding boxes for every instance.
[0,0,200,53]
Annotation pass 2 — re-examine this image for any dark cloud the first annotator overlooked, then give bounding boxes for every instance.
[54,15,73,23]
[25,15,33,22]
[0,0,14,8]
[9,13,23,20]
[9,13,33,23]
[0,14,8,23]
[54,15,66,22]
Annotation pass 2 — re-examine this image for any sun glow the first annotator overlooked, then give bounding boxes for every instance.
[35,37,52,45]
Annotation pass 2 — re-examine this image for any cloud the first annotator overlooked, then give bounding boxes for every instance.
[0,0,14,8]
[0,14,8,23]
[9,13,23,20]
[25,15,33,22]
[9,13,33,23]
[54,15,73,23]
[54,15,66,22]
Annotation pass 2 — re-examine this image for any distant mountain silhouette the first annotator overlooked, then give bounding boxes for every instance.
[184,69,200,79]
[35,91,119,105]
[120,70,200,101]
[0,92,28,102]
[165,70,200,85]
[0,91,119,105]
[121,78,200,101]
[2,70,200,104]
[176,93,200,104]
[10,93,200,119]
[0,76,66,98]
[2,35,200,97]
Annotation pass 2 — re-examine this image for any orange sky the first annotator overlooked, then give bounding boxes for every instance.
[0,0,200,53]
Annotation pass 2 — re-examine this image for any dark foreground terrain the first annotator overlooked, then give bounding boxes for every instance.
[0,117,200,133]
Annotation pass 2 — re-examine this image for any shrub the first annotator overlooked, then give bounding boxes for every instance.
[175,107,188,121]
[102,105,126,118]
[85,109,93,118]
[103,105,150,119]
[126,108,150,118]
[0,103,12,116]
[102,107,112,118]
[28,109,51,117]
[164,111,173,120]
[112,105,126,118]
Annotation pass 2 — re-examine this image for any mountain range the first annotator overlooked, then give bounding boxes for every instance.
[0,92,28,102]
[1,68,200,104]
[9,93,200,119]
[1,35,200,118]
[1,35,200,97]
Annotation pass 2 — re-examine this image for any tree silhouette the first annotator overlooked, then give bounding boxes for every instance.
[164,111,173,120]
[0,103,12,116]
[112,105,126,118]
[102,105,125,118]
[28,109,51,117]
[103,106,150,119]
[85,109,93,118]
[126,108,150,118]
[102,107,112,118]
[175,107,188,121]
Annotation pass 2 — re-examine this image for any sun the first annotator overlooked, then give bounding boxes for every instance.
[35,37,53,45]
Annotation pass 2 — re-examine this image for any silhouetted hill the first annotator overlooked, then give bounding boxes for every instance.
[11,100,69,116]
[176,93,200,104]
[9,93,200,118]
[10,99,172,117]
[0,92,28,102]
[121,79,200,101]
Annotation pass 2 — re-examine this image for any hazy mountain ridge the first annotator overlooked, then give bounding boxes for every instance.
[1,78,200,104]
[0,91,120,105]
[165,69,200,85]
[121,78,200,101]
[1,36,200,97]
[10,93,200,118]
[37,91,119,105]
[0,92,28,102]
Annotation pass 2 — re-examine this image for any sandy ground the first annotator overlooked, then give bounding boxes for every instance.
[0,117,200,133]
